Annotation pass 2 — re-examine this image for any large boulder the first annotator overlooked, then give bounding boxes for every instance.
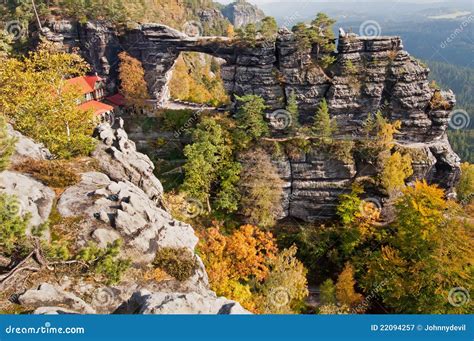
[115,290,250,314]
[0,171,55,228]
[18,283,96,314]
[7,124,51,164]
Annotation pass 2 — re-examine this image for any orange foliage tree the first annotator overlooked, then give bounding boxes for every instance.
[199,224,308,313]
[118,52,150,110]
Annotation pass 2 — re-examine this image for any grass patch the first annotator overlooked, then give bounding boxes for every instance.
[13,159,80,188]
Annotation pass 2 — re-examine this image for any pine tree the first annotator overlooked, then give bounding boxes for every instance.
[235,95,269,147]
[259,17,278,41]
[320,279,337,305]
[313,98,337,142]
[286,90,300,132]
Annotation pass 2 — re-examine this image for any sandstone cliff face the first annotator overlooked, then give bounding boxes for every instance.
[221,0,266,28]
[41,22,461,221]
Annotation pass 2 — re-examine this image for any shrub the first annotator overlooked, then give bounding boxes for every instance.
[318,303,349,314]
[153,247,197,281]
[13,159,80,188]
[0,193,30,256]
[429,91,451,110]
[0,115,16,171]
[77,240,131,285]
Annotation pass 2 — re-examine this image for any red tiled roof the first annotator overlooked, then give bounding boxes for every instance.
[106,93,126,107]
[65,75,103,95]
[78,100,114,116]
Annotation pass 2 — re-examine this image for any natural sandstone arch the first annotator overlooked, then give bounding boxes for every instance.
[121,23,284,109]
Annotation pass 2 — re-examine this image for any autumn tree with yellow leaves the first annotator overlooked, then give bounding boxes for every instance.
[335,263,364,309]
[0,44,95,158]
[362,181,474,313]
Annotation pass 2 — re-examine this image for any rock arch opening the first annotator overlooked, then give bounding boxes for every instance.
[167,52,230,109]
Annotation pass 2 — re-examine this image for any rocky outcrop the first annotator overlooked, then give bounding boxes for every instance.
[274,150,357,220]
[2,124,247,314]
[221,0,265,28]
[115,290,250,314]
[0,127,54,230]
[57,172,200,268]
[92,121,163,203]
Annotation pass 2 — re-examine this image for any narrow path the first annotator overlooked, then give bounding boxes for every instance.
[162,99,220,111]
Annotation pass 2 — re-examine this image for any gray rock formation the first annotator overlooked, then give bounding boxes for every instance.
[92,123,164,203]
[115,290,250,314]
[7,124,51,164]
[18,283,96,314]
[0,171,55,229]
[221,0,265,28]
[57,172,199,269]
[20,283,251,315]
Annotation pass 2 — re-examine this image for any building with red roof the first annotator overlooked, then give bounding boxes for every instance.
[65,75,113,119]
